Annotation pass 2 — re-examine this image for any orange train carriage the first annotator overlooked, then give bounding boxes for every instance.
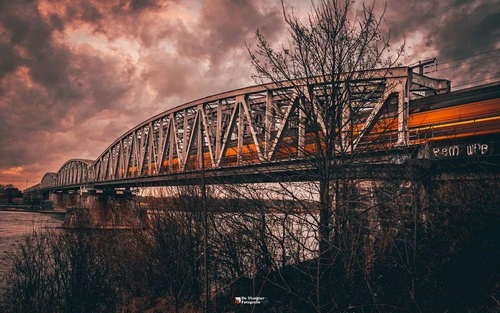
[127,83,500,177]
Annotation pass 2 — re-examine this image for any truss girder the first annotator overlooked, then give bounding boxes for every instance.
[31,67,450,190]
[54,159,93,187]
[41,172,57,189]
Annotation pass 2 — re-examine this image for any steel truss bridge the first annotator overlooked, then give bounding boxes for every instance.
[25,67,500,194]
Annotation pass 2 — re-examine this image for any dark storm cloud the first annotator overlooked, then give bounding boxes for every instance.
[0,41,18,79]
[0,1,37,78]
[49,0,162,25]
[384,0,499,86]
[196,0,284,66]
[0,0,150,185]
[0,0,286,187]
[137,0,285,101]
[67,0,173,39]
[0,0,79,118]
[163,0,283,67]
[436,3,499,59]
[385,0,499,60]
[0,0,68,132]
[129,0,161,11]
[73,2,102,22]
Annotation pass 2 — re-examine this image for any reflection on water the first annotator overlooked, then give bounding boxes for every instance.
[0,210,64,290]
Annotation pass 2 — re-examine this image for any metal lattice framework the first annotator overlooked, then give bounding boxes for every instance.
[30,67,450,190]
[41,172,57,189]
[56,159,93,186]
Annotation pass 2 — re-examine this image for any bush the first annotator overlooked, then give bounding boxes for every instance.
[2,230,119,313]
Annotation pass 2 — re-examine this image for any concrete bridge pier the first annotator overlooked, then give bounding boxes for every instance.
[329,177,431,274]
[48,192,80,211]
[23,190,47,208]
[63,189,141,228]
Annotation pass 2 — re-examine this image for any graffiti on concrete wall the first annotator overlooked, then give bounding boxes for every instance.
[431,143,491,158]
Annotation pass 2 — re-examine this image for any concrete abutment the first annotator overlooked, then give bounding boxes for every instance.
[47,190,141,228]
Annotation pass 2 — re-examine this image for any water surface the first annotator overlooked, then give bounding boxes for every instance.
[0,210,64,290]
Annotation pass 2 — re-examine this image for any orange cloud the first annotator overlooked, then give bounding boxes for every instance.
[0,166,24,176]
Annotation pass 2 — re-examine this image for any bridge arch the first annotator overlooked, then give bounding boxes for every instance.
[56,159,94,186]
[91,67,424,183]
[40,172,57,189]
[28,66,483,193]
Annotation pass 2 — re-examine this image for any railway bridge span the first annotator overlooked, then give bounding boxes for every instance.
[24,67,500,211]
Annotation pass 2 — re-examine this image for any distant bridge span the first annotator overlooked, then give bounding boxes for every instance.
[25,67,500,193]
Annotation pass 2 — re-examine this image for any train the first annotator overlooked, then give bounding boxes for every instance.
[122,82,500,177]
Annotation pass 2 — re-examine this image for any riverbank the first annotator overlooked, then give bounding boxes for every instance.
[0,210,65,292]
[0,205,66,216]
[0,204,37,212]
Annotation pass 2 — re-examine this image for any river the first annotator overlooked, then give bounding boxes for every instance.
[0,210,64,291]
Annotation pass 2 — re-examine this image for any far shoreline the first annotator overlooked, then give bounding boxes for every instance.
[0,205,66,215]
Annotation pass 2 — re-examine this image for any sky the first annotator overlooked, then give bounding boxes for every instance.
[0,0,498,189]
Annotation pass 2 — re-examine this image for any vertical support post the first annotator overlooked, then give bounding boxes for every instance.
[265,90,273,160]
[216,100,222,161]
[157,119,164,175]
[132,132,139,178]
[115,142,121,178]
[237,101,244,165]
[169,115,174,174]
[80,163,84,183]
[397,79,409,146]
[108,151,112,180]
[69,164,73,184]
[138,127,146,176]
[148,122,154,176]
[298,96,306,157]
[124,138,129,179]
[182,109,188,168]
[197,105,203,170]
[340,82,351,153]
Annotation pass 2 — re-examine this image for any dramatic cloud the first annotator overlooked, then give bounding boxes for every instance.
[0,0,497,188]
[385,0,499,87]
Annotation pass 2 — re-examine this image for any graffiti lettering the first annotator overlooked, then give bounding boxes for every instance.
[432,145,460,157]
[466,143,489,156]
[431,143,490,159]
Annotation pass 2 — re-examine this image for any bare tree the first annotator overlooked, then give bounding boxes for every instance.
[247,0,404,311]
